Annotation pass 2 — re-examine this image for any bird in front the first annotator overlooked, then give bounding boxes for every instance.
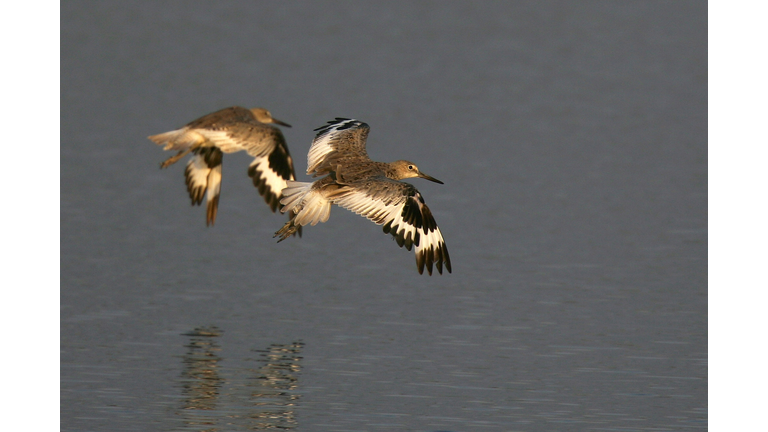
[275,118,450,275]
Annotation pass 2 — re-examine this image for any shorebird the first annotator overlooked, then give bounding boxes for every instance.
[274,118,451,275]
[148,106,300,233]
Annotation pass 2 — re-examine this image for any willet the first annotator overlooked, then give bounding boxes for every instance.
[274,118,451,275]
[148,106,300,232]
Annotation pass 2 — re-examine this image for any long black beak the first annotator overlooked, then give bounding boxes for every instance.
[418,172,444,184]
[272,118,292,128]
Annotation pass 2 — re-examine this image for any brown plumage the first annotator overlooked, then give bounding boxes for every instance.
[148,106,300,234]
[275,118,450,275]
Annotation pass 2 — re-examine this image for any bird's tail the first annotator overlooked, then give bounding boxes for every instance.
[275,181,331,242]
[148,128,201,152]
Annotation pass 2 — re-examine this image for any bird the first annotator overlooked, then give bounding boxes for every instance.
[148,106,300,233]
[274,118,451,275]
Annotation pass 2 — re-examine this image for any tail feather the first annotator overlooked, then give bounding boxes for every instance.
[279,181,314,212]
[275,181,331,241]
[294,192,331,226]
[148,128,202,151]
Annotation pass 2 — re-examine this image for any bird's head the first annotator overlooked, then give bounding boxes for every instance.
[250,108,292,128]
[391,160,443,184]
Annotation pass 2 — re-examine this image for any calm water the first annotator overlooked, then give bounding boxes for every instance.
[61,1,707,431]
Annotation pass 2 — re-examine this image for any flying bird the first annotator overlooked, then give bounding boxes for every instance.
[148,106,299,233]
[275,118,451,275]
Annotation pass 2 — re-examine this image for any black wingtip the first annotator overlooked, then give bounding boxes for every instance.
[313,117,355,133]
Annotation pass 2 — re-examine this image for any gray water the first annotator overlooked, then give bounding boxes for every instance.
[61,1,707,431]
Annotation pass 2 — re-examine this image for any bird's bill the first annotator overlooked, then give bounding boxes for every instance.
[272,118,292,128]
[418,172,444,184]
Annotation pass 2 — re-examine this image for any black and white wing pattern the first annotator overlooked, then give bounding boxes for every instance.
[245,127,297,212]
[149,106,299,231]
[191,109,297,214]
[182,108,297,211]
[184,147,223,226]
[331,178,451,275]
[307,118,371,177]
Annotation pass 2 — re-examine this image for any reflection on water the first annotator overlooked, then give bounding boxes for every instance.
[178,326,304,431]
[181,326,224,416]
[247,342,304,430]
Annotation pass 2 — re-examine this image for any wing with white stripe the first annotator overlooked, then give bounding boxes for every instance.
[307,118,371,176]
[247,130,297,212]
[331,179,451,275]
[184,148,223,226]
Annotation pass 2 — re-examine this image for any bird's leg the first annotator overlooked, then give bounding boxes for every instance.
[287,210,303,237]
[160,149,192,168]
[274,220,299,242]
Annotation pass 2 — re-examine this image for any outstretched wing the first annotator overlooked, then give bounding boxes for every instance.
[242,125,301,236]
[330,178,451,275]
[183,107,297,211]
[246,128,296,212]
[184,147,223,226]
[307,118,371,177]
[151,106,298,233]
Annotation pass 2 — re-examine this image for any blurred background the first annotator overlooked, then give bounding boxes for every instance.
[61,1,706,431]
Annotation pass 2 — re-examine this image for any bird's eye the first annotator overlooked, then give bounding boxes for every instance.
[408,165,414,170]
